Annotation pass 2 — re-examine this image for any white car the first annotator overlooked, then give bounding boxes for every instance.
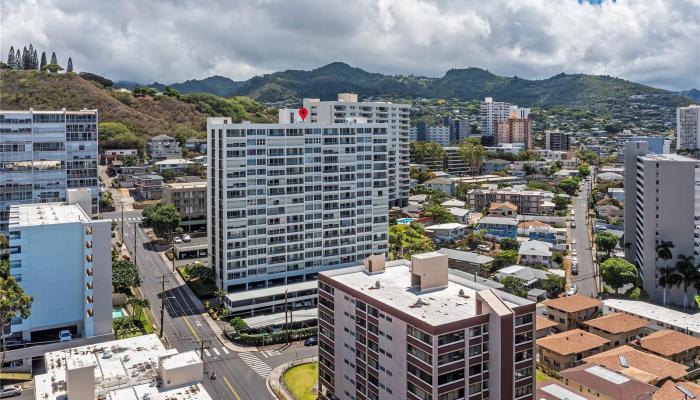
[571,239,577,245]
[572,249,578,256]
[0,385,22,398]
[173,237,183,244]
[181,234,192,242]
[58,329,72,342]
[572,257,578,264]
[565,285,578,296]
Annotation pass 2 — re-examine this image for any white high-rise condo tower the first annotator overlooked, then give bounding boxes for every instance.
[480,97,511,137]
[0,109,99,232]
[303,93,410,207]
[207,118,390,292]
[677,105,700,150]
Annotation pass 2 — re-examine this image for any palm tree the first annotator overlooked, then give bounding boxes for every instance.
[126,297,150,323]
[656,241,675,305]
[214,289,228,313]
[656,241,675,261]
[674,254,698,309]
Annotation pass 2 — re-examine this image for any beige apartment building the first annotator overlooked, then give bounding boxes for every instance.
[162,181,207,228]
[537,329,608,371]
[467,188,545,215]
[582,313,647,347]
[317,252,537,400]
[543,294,603,331]
[495,111,532,148]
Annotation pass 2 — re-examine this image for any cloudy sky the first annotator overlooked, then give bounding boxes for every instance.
[2,0,699,90]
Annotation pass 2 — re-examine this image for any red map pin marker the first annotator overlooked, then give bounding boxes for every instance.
[298,107,309,121]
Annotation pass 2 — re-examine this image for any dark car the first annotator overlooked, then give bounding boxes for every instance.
[304,337,318,346]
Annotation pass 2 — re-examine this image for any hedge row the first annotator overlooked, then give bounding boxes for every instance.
[228,326,318,346]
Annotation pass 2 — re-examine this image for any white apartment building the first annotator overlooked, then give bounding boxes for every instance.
[0,109,99,232]
[677,105,700,150]
[303,93,411,207]
[425,126,451,146]
[480,97,511,137]
[317,253,536,400]
[7,203,112,341]
[147,134,182,160]
[624,141,700,306]
[207,119,390,292]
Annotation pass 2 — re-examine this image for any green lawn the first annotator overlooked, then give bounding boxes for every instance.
[177,266,217,298]
[283,362,318,400]
[536,367,553,383]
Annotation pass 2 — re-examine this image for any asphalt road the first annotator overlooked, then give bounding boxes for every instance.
[569,179,599,298]
[104,209,317,400]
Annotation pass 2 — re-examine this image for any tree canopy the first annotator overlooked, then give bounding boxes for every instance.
[0,275,32,356]
[410,141,446,165]
[500,276,528,298]
[600,258,637,293]
[423,204,456,224]
[458,140,486,176]
[558,177,581,196]
[112,259,141,293]
[499,238,519,251]
[388,224,434,261]
[493,249,519,269]
[595,232,619,256]
[99,122,142,151]
[143,203,181,237]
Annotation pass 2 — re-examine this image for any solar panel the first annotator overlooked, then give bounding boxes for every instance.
[619,355,628,368]
[585,365,630,384]
[675,383,697,399]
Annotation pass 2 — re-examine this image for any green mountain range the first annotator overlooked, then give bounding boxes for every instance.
[117,62,693,108]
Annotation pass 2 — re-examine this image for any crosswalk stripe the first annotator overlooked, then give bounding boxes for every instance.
[222,347,230,354]
[213,347,220,356]
[204,349,211,357]
[261,352,268,359]
[238,353,271,377]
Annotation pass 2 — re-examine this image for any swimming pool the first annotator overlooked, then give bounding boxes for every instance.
[112,308,128,319]
[397,218,415,225]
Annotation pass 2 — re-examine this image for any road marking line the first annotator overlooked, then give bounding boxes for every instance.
[222,347,230,354]
[182,316,201,342]
[223,376,242,400]
[212,347,220,356]
[261,352,268,359]
[204,349,211,357]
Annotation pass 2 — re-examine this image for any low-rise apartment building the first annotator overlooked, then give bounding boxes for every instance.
[134,174,164,200]
[543,295,603,331]
[476,216,518,239]
[102,148,137,165]
[637,329,700,369]
[436,248,494,274]
[147,134,181,160]
[317,252,537,400]
[558,364,658,399]
[163,181,207,228]
[537,329,609,371]
[467,188,546,215]
[583,313,647,347]
[154,158,195,175]
[583,345,689,383]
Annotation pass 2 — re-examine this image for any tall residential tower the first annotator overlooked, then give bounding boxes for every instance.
[677,105,700,151]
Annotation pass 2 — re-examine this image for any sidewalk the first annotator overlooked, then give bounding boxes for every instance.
[266,356,318,400]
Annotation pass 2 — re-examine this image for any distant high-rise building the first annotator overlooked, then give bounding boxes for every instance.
[0,109,99,232]
[545,130,572,151]
[676,105,700,150]
[425,126,450,146]
[304,93,411,207]
[624,141,700,306]
[627,136,670,154]
[317,252,536,400]
[480,97,511,137]
[8,202,112,341]
[207,119,390,293]
[495,111,532,148]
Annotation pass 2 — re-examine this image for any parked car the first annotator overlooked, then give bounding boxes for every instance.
[571,249,577,257]
[565,284,578,296]
[0,385,22,398]
[304,337,318,347]
[571,221,577,228]
[571,239,576,245]
[173,236,183,244]
[571,264,579,275]
[182,234,192,242]
[3,338,27,349]
[58,329,72,342]
[477,244,491,252]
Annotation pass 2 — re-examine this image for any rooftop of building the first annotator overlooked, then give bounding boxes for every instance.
[603,298,700,336]
[518,220,553,229]
[468,187,544,195]
[518,240,553,256]
[34,335,211,400]
[496,265,550,285]
[638,329,700,356]
[536,380,597,400]
[441,199,466,207]
[477,216,519,226]
[536,329,609,355]
[490,201,518,211]
[558,364,658,400]
[583,345,689,382]
[536,315,559,331]
[149,134,175,140]
[9,202,91,228]
[436,248,494,264]
[640,153,699,163]
[583,313,647,334]
[652,380,700,400]
[154,158,195,165]
[166,181,208,189]
[425,222,467,230]
[544,294,603,313]
[320,257,531,326]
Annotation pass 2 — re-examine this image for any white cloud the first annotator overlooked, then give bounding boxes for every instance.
[1,0,698,90]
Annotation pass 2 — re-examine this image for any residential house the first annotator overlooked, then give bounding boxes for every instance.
[153,158,195,175]
[424,177,453,195]
[436,248,494,275]
[147,134,181,160]
[496,265,550,289]
[536,316,559,339]
[536,380,597,400]
[476,216,518,239]
[448,207,470,223]
[608,188,625,203]
[408,194,428,204]
[467,188,545,215]
[537,329,609,371]
[115,164,149,188]
[185,138,207,153]
[543,295,603,331]
[482,159,511,174]
[424,222,467,242]
[488,201,518,217]
[583,313,648,347]
[518,221,560,244]
[558,364,658,399]
[518,240,553,266]
[103,149,138,165]
[653,381,700,399]
[134,174,164,200]
[583,346,689,384]
[596,204,623,219]
[636,330,700,369]
[598,172,624,183]
[441,199,466,208]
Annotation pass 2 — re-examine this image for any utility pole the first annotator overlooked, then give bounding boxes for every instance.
[157,274,170,339]
[133,222,137,267]
[120,201,125,243]
[171,233,176,272]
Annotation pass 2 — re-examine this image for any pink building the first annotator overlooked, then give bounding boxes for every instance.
[318,252,537,400]
[495,112,532,148]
